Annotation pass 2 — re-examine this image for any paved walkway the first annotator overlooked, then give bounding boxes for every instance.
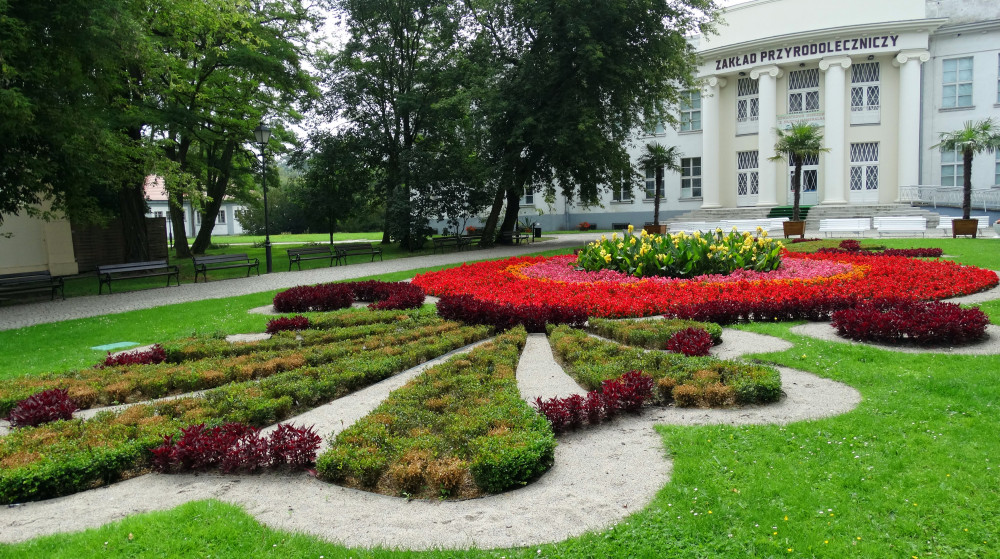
[0,234,601,332]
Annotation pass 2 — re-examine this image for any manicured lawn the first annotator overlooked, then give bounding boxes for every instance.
[1,238,999,557]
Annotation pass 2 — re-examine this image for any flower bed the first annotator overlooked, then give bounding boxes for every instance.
[831,298,989,346]
[586,317,722,349]
[534,371,654,433]
[316,327,555,498]
[272,281,425,313]
[436,294,587,333]
[413,251,997,321]
[817,239,944,258]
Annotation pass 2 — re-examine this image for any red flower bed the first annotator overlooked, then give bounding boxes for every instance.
[412,252,997,321]
[98,344,167,369]
[831,298,989,346]
[273,281,425,313]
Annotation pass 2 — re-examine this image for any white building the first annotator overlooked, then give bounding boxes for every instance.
[518,0,1000,231]
[143,176,246,238]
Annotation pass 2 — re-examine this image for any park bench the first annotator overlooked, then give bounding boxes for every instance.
[818,217,872,237]
[873,216,927,237]
[336,242,383,264]
[431,236,466,254]
[0,271,65,301]
[500,230,531,244]
[720,218,785,234]
[97,260,180,294]
[287,246,337,271]
[936,215,990,237]
[192,253,260,282]
[668,222,726,234]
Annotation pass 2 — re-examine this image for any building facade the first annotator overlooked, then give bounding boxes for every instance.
[513,0,1000,231]
[143,176,246,238]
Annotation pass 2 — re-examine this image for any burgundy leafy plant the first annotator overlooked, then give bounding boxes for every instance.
[789,238,822,244]
[665,327,714,356]
[831,297,988,346]
[7,388,78,428]
[266,315,311,334]
[533,370,654,432]
[350,281,425,310]
[672,295,858,325]
[98,344,167,369]
[268,423,322,467]
[839,239,863,252]
[273,284,354,313]
[436,294,587,333]
[151,422,322,474]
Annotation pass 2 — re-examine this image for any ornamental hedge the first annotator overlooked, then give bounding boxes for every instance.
[272,281,425,313]
[586,317,722,349]
[831,298,989,346]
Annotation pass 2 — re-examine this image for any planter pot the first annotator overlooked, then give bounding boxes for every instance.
[993,223,1000,237]
[952,218,978,238]
[643,224,668,235]
[782,220,806,239]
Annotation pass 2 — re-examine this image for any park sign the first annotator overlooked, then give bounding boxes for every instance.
[714,35,901,71]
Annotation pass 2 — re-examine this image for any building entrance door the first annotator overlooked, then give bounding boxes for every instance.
[737,151,759,207]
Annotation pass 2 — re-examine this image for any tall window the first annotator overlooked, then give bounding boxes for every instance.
[995,152,999,186]
[789,154,819,193]
[942,57,973,108]
[521,186,534,206]
[850,62,880,124]
[612,180,632,202]
[680,157,702,198]
[850,143,879,193]
[941,149,964,187]
[644,122,666,136]
[736,78,759,135]
[644,166,663,199]
[679,90,702,132]
[153,211,164,218]
[217,210,227,224]
[737,151,759,201]
[996,54,999,104]
[788,68,820,113]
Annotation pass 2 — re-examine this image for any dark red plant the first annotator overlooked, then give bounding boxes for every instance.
[266,315,311,334]
[831,297,988,346]
[533,371,654,432]
[268,423,322,467]
[839,239,863,252]
[665,327,714,356]
[436,294,587,333]
[273,284,354,312]
[350,281,426,310]
[7,388,78,428]
[99,344,167,369]
[151,422,322,474]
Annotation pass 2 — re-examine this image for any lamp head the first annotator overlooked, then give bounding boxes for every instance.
[253,124,272,146]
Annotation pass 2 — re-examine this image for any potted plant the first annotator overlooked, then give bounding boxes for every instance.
[932,118,1000,238]
[578,221,592,231]
[770,123,829,239]
[637,143,682,235]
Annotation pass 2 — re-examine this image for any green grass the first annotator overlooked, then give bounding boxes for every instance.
[2,238,1000,557]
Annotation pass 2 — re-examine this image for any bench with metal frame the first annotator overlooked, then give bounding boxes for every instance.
[431,236,467,254]
[192,253,260,282]
[818,217,872,237]
[873,216,927,237]
[336,242,383,264]
[287,246,337,271]
[97,260,180,294]
[0,271,65,301]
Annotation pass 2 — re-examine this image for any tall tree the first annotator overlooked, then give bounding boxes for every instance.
[769,123,828,222]
[932,118,1000,220]
[464,0,718,244]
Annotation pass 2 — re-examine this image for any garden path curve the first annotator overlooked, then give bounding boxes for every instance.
[0,330,860,550]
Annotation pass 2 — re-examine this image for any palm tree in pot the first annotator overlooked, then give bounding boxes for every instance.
[637,143,681,234]
[931,118,1000,237]
[769,123,828,237]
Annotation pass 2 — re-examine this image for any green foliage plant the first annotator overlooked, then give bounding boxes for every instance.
[931,118,1000,219]
[769,123,829,222]
[587,317,722,348]
[576,227,783,279]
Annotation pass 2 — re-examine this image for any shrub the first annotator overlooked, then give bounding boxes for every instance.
[268,423,322,467]
[672,384,701,407]
[533,371,655,431]
[816,242,943,259]
[831,297,989,346]
[426,457,467,496]
[99,344,167,369]
[671,294,858,325]
[436,294,587,333]
[151,422,322,474]
[7,389,78,428]
[266,315,311,334]
[703,383,736,407]
[273,284,354,312]
[587,317,722,349]
[666,327,714,356]
[349,281,426,310]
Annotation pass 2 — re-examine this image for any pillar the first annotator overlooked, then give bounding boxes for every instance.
[751,65,782,207]
[894,50,930,198]
[700,76,726,209]
[819,56,851,204]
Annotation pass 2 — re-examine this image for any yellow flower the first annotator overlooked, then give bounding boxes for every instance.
[629,237,637,245]
[627,224,634,233]
[604,254,612,263]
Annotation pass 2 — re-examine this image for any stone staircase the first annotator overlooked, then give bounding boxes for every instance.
[667,204,943,229]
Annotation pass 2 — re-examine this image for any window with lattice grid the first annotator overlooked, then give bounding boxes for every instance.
[941,149,964,187]
[737,151,759,197]
[217,210,226,224]
[680,90,702,132]
[612,169,633,202]
[644,167,663,199]
[521,186,534,206]
[851,62,880,113]
[996,152,1000,186]
[643,122,666,136]
[788,69,820,113]
[788,154,819,193]
[849,143,879,192]
[942,57,973,108]
[681,157,702,198]
[996,54,999,104]
[736,78,759,134]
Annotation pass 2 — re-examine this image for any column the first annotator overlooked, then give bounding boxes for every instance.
[819,56,851,204]
[700,76,726,209]
[751,65,782,207]
[894,50,930,197]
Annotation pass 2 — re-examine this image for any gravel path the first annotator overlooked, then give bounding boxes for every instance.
[0,329,860,549]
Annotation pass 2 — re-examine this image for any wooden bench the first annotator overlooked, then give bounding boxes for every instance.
[431,236,466,254]
[97,261,180,294]
[936,215,990,236]
[500,230,530,244]
[336,242,383,264]
[192,253,260,282]
[287,246,337,271]
[873,216,927,237]
[0,271,65,301]
[818,218,872,237]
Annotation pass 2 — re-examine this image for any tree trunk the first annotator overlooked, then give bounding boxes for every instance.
[190,141,236,254]
[653,166,663,225]
[118,185,150,262]
[480,184,507,247]
[963,148,973,220]
[499,188,521,241]
[168,192,191,258]
[791,157,802,222]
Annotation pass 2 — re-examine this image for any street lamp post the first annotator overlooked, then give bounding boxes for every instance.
[253,123,273,273]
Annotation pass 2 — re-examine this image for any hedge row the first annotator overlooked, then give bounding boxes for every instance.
[317,327,556,498]
[548,325,782,406]
[831,297,988,346]
[436,294,587,333]
[272,281,425,313]
[586,317,722,349]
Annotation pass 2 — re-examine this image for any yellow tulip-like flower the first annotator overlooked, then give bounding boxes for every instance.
[604,253,612,263]
[629,237,637,245]
[716,227,724,234]
[617,242,625,250]
[761,230,769,238]
[639,228,648,238]
[611,232,619,241]
[627,224,635,234]
[601,235,607,242]
[693,231,701,238]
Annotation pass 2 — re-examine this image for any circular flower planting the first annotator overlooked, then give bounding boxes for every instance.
[831,297,989,346]
[412,251,998,321]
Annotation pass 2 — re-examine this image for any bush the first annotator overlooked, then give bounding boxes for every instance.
[98,344,166,369]
[831,297,988,346]
[7,389,78,428]
[151,422,321,474]
[533,371,655,432]
[348,281,425,310]
[665,327,714,356]
[266,315,310,333]
[587,317,722,349]
[436,294,587,333]
[817,241,943,258]
[671,294,858,325]
[273,284,354,312]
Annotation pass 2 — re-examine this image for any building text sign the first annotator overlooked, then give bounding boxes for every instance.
[715,35,900,71]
